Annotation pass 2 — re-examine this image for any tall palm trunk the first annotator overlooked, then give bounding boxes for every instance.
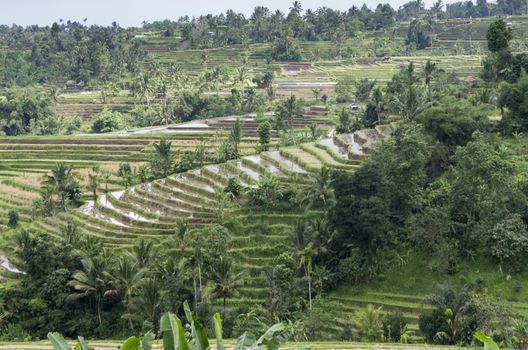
[304,263,312,310]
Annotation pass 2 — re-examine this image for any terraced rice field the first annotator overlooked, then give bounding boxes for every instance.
[0,110,332,230]
[23,121,392,328]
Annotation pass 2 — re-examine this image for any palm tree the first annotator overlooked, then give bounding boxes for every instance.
[370,87,384,125]
[423,59,438,87]
[150,139,174,178]
[210,257,246,315]
[275,94,302,130]
[392,85,432,120]
[130,239,155,269]
[201,51,209,71]
[354,304,384,341]
[174,218,189,253]
[230,118,241,156]
[100,171,111,205]
[107,256,145,329]
[42,163,80,210]
[290,1,303,15]
[67,255,111,326]
[87,168,101,202]
[132,278,163,334]
[289,220,315,310]
[299,244,314,310]
[302,167,334,212]
[137,71,153,108]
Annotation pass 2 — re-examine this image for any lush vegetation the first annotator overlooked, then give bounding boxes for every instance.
[0,1,528,349]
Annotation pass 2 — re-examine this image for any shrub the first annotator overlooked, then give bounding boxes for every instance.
[0,323,31,342]
[7,210,19,228]
[91,109,125,133]
[490,214,528,271]
[382,312,408,342]
[224,178,242,199]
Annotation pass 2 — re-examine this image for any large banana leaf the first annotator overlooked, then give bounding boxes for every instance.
[183,301,210,350]
[160,312,190,350]
[475,331,500,350]
[76,337,92,350]
[141,331,155,350]
[120,336,141,350]
[213,313,224,350]
[47,332,72,350]
[257,323,286,350]
[234,331,257,350]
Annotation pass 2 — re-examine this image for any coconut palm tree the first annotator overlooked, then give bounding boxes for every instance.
[302,167,335,212]
[150,139,174,178]
[354,304,384,341]
[132,278,163,334]
[209,257,246,315]
[130,239,156,269]
[87,168,101,202]
[392,85,432,120]
[100,171,111,205]
[423,59,439,87]
[41,163,80,210]
[67,255,111,326]
[299,244,315,310]
[106,255,145,329]
[174,218,189,253]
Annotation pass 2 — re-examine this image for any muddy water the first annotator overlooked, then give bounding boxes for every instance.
[267,151,307,173]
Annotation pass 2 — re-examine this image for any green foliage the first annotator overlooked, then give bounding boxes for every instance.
[382,312,408,342]
[247,175,286,208]
[7,210,19,228]
[258,121,271,152]
[406,19,432,50]
[419,283,508,345]
[150,139,175,178]
[224,177,242,199]
[489,214,528,270]
[486,18,513,53]
[355,79,376,102]
[275,95,302,131]
[0,91,57,136]
[91,109,126,133]
[353,304,384,342]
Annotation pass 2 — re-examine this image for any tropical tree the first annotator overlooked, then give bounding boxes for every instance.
[67,255,111,326]
[150,138,174,178]
[302,167,335,212]
[41,163,81,210]
[392,85,432,120]
[355,304,384,341]
[275,94,302,130]
[107,255,145,329]
[87,167,101,202]
[100,171,111,205]
[209,256,246,315]
[423,59,439,87]
[130,239,156,269]
[173,218,189,253]
[132,278,164,335]
[258,120,271,151]
[230,117,241,157]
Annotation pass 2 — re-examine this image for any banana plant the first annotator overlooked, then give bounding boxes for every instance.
[234,323,288,350]
[49,302,288,350]
[474,331,500,350]
[48,331,154,350]
[47,332,92,350]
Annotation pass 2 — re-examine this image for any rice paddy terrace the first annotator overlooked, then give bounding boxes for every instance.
[0,108,332,230]
[18,122,395,335]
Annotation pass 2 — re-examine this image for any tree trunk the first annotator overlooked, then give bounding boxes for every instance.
[96,296,102,326]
